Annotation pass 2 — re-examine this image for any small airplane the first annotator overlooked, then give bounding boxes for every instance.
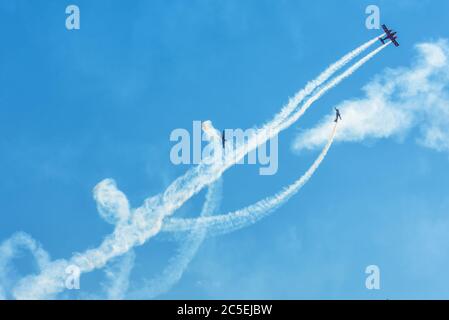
[334,108,342,123]
[221,130,226,149]
[379,24,399,47]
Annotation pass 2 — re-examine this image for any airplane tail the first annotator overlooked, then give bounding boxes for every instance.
[379,37,385,44]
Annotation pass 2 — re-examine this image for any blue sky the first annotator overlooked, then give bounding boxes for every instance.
[1,0,449,299]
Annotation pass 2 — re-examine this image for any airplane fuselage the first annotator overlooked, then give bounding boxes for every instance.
[379,24,399,47]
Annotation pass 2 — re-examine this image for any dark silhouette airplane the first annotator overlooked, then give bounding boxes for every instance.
[221,130,226,149]
[334,108,342,123]
[379,24,399,47]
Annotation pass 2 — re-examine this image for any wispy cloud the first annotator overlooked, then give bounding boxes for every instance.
[292,40,449,153]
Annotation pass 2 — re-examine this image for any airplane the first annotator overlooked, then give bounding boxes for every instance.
[334,108,342,123]
[379,24,399,47]
[221,130,226,149]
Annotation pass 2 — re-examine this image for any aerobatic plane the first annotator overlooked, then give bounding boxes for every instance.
[334,108,342,123]
[221,130,226,149]
[379,24,399,47]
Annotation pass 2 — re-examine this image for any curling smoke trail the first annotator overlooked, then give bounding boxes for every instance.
[129,180,222,299]
[162,123,338,236]
[0,232,50,300]
[8,39,388,299]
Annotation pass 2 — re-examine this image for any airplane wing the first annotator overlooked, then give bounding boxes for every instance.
[391,37,400,47]
[381,24,390,35]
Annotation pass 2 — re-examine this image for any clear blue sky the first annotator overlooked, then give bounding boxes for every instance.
[1,0,449,299]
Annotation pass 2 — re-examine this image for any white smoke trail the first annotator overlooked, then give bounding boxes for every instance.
[8,39,388,299]
[76,250,136,300]
[185,35,381,170]
[130,124,223,299]
[161,42,390,236]
[268,35,382,130]
[226,42,391,173]
[103,250,135,300]
[202,120,222,141]
[276,42,392,134]
[199,34,380,165]
[162,123,337,236]
[0,232,50,299]
[129,179,222,299]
